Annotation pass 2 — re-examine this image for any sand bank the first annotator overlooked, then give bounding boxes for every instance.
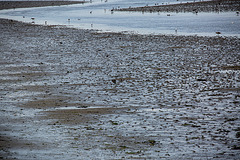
[114,0,240,13]
[0,1,86,10]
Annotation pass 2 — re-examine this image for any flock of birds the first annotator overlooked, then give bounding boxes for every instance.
[22,0,240,35]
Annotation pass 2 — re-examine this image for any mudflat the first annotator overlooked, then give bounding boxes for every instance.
[1,1,240,159]
[0,1,86,10]
[115,0,240,12]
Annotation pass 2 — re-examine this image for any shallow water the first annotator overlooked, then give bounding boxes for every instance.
[0,0,240,37]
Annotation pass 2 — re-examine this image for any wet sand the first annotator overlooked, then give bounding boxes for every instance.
[115,0,240,12]
[1,1,240,159]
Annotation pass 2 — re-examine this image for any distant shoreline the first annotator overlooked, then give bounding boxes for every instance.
[114,0,240,13]
[0,1,87,10]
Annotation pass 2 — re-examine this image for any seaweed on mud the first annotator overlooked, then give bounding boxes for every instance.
[222,66,240,70]
[125,151,141,155]
[109,120,119,125]
[236,132,240,138]
[232,145,240,150]
[148,140,156,146]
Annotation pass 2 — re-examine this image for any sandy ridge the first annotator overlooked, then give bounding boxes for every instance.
[0,1,86,10]
[114,0,240,13]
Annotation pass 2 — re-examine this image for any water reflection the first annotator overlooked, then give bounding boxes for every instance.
[0,0,239,37]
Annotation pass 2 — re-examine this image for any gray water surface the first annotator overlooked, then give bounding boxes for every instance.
[0,0,239,37]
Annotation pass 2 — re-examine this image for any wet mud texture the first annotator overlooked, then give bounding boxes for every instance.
[0,1,86,10]
[0,18,240,159]
[115,0,240,13]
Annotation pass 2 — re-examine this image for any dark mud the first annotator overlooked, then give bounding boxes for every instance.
[0,18,240,159]
[0,1,86,10]
[114,0,240,13]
